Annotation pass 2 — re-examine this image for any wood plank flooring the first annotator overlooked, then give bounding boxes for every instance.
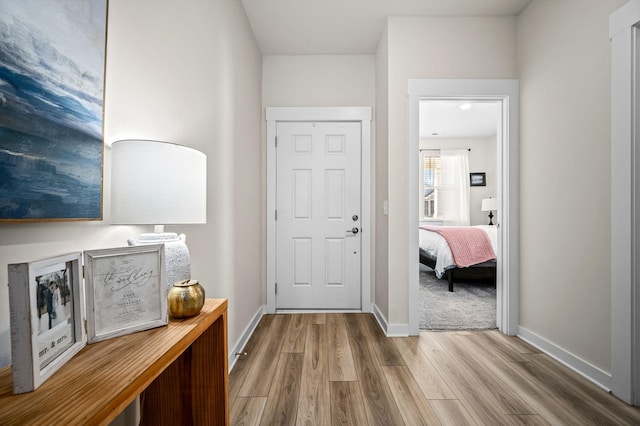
[229,313,640,425]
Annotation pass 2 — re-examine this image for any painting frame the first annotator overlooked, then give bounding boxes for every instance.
[84,245,167,344]
[7,252,86,394]
[470,172,487,187]
[0,0,108,222]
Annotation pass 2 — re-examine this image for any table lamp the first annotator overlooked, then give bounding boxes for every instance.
[481,197,498,225]
[111,140,207,288]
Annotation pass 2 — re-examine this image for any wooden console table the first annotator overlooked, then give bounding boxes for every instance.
[0,298,228,425]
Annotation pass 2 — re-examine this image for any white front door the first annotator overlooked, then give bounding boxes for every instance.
[275,121,361,309]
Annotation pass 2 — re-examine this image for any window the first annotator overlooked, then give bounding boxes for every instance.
[420,151,441,220]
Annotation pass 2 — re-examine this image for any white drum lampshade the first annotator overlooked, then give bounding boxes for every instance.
[111,140,206,225]
[111,140,207,287]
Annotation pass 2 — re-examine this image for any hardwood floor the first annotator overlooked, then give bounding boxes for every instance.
[229,313,640,425]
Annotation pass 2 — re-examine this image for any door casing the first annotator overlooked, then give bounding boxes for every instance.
[266,107,372,314]
[610,0,640,406]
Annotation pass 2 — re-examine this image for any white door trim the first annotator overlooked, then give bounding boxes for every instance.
[407,79,520,336]
[610,0,640,405]
[266,107,372,314]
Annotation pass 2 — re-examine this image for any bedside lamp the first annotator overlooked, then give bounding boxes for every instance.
[481,197,498,225]
[111,140,207,288]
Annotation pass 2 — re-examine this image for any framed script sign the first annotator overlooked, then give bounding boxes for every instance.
[8,252,86,394]
[84,245,167,344]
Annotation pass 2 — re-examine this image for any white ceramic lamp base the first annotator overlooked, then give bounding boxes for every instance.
[128,232,191,289]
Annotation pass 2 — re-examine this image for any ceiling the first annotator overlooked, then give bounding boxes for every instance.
[241,0,529,138]
[420,100,499,139]
[241,0,533,55]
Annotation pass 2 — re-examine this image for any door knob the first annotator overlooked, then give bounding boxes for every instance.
[352,215,359,221]
[347,227,359,234]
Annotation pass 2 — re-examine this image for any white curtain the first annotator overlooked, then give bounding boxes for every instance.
[441,149,470,226]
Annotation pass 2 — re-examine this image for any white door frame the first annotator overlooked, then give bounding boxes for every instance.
[408,79,520,336]
[610,0,640,405]
[266,107,372,314]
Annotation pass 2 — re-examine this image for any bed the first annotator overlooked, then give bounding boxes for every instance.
[419,225,497,291]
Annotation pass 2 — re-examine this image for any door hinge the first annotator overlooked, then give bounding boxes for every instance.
[275,209,277,221]
[275,282,278,294]
[275,136,278,147]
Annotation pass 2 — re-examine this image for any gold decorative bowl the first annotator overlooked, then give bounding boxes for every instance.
[168,279,205,318]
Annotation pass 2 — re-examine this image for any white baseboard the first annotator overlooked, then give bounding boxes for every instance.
[372,304,409,337]
[517,326,612,391]
[229,304,265,372]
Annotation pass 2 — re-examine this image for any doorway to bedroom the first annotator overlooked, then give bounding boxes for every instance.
[418,100,499,330]
[408,79,520,336]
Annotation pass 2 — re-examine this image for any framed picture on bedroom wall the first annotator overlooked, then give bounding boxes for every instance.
[470,172,486,187]
[0,0,108,221]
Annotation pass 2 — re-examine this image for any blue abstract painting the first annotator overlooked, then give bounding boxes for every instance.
[0,0,107,221]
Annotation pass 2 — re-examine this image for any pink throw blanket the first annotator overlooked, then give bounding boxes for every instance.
[421,226,496,267]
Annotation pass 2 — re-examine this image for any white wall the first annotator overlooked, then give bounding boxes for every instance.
[375,26,390,320]
[263,55,375,107]
[381,16,517,326]
[517,0,626,373]
[0,0,263,368]
[420,137,498,226]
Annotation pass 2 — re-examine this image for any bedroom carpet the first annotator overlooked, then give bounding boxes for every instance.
[420,264,497,330]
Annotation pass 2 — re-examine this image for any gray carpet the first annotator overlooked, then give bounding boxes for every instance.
[419,264,497,330]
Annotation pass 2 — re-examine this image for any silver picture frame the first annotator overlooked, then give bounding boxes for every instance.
[84,245,167,344]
